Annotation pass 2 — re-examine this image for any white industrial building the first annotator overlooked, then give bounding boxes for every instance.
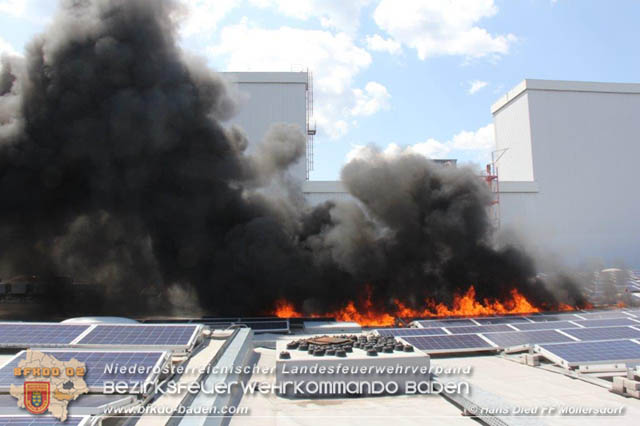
[493,79,640,266]
[223,72,350,205]
[224,73,639,266]
[223,72,312,182]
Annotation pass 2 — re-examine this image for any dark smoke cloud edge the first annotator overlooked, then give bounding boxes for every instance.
[0,0,586,319]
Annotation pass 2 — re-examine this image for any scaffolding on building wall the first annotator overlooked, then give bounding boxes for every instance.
[486,148,508,229]
[306,70,316,180]
[484,163,500,229]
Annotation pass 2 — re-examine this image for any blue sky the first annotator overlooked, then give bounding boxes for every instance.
[2,0,640,180]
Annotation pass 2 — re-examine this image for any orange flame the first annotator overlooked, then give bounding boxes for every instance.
[558,303,576,311]
[273,299,303,318]
[273,286,556,327]
[396,286,540,318]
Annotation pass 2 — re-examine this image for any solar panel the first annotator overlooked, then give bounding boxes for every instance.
[561,326,640,341]
[402,334,495,353]
[574,312,633,320]
[525,314,581,322]
[76,324,199,349]
[0,416,89,426]
[0,350,168,393]
[444,324,514,334]
[376,328,447,337]
[573,318,640,328]
[0,323,90,347]
[482,330,574,348]
[512,321,579,331]
[536,339,640,367]
[473,316,531,325]
[416,319,477,328]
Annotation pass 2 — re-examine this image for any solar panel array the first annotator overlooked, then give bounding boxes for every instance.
[378,310,640,355]
[525,314,582,322]
[0,322,201,353]
[403,334,494,352]
[0,350,167,393]
[574,311,634,320]
[473,316,530,325]
[0,324,90,347]
[444,324,514,334]
[536,340,640,367]
[376,327,447,337]
[561,326,640,341]
[416,319,478,328]
[511,321,579,331]
[482,330,574,347]
[572,318,640,328]
[76,324,198,347]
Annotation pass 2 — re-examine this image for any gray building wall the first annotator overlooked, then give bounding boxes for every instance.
[223,72,308,182]
[493,79,640,266]
[302,181,354,206]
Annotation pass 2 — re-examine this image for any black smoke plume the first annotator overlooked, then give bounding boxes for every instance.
[0,0,586,318]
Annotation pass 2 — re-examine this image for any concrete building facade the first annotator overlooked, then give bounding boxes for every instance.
[223,72,349,205]
[492,79,640,266]
[223,72,310,182]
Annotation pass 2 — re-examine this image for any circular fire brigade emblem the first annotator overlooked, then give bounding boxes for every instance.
[24,382,50,414]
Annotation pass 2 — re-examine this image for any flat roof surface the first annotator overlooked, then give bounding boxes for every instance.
[438,355,640,426]
[491,79,640,114]
[3,312,640,424]
[230,348,475,426]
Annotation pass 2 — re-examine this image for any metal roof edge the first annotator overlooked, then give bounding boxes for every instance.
[222,71,308,85]
[492,79,640,115]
